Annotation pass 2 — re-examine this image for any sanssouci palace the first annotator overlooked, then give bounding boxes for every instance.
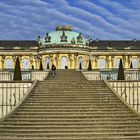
[0,25,139,71]
[1,26,140,139]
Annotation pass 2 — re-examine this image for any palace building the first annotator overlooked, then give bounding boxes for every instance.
[0,25,140,70]
[1,26,140,140]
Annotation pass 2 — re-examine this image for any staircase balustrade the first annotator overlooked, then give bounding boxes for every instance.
[0,81,33,118]
[0,70,49,81]
[108,81,140,112]
[83,69,140,80]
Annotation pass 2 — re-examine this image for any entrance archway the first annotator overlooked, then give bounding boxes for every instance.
[46,58,50,69]
[60,56,68,69]
[78,57,83,69]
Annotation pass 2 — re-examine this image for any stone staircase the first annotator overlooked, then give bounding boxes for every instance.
[0,70,140,139]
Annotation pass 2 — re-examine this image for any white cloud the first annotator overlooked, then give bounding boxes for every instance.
[0,0,139,40]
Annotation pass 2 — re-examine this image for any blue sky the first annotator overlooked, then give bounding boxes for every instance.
[0,0,140,40]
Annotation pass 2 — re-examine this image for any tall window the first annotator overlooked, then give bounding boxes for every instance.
[116,58,120,68]
[78,57,83,69]
[23,59,30,70]
[60,56,68,69]
[5,59,13,69]
[132,59,138,68]
[98,58,106,69]
[46,58,50,69]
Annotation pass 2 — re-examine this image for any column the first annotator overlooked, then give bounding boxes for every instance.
[110,55,115,68]
[138,56,140,68]
[85,55,89,69]
[95,56,98,69]
[107,56,113,69]
[74,53,78,69]
[106,56,109,69]
[29,55,34,70]
[49,54,53,68]
[123,55,129,68]
[1,56,5,69]
[0,56,3,69]
[68,53,72,69]
[55,53,59,68]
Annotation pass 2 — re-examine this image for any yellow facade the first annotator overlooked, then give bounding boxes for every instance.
[0,52,138,70]
[0,26,139,70]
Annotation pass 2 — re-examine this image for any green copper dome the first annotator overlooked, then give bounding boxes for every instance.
[39,26,88,46]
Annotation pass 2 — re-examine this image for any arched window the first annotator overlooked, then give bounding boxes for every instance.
[60,56,68,69]
[98,58,106,69]
[5,59,13,69]
[23,59,30,70]
[46,58,50,69]
[78,57,83,69]
[116,58,120,68]
[132,59,138,68]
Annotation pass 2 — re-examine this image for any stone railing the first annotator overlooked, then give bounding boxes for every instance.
[82,71,100,80]
[82,69,140,80]
[0,71,49,81]
[108,81,140,112]
[0,81,36,118]
[32,71,49,81]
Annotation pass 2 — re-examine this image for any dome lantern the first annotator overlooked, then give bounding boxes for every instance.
[56,26,72,31]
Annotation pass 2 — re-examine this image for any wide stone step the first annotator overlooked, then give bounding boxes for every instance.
[27,98,118,101]
[31,92,112,95]
[6,117,140,122]
[11,114,136,118]
[23,101,123,105]
[15,111,132,115]
[35,89,110,91]
[2,121,140,125]
[30,94,114,97]
[1,124,140,128]
[0,136,140,140]
[18,108,130,112]
[0,131,140,137]
[1,128,140,132]
[21,104,127,109]
[20,106,128,110]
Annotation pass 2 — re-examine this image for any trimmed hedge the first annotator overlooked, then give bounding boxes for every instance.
[13,57,22,81]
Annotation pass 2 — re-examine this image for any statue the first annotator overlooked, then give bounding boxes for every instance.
[77,33,83,43]
[60,31,67,42]
[45,33,51,42]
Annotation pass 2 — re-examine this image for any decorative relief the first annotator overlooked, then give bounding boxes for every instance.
[74,52,78,59]
[55,52,59,60]
[122,55,127,63]
[12,56,16,60]
[89,55,93,61]
[60,31,67,42]
[29,55,34,64]
[1,55,5,63]
[106,56,110,67]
